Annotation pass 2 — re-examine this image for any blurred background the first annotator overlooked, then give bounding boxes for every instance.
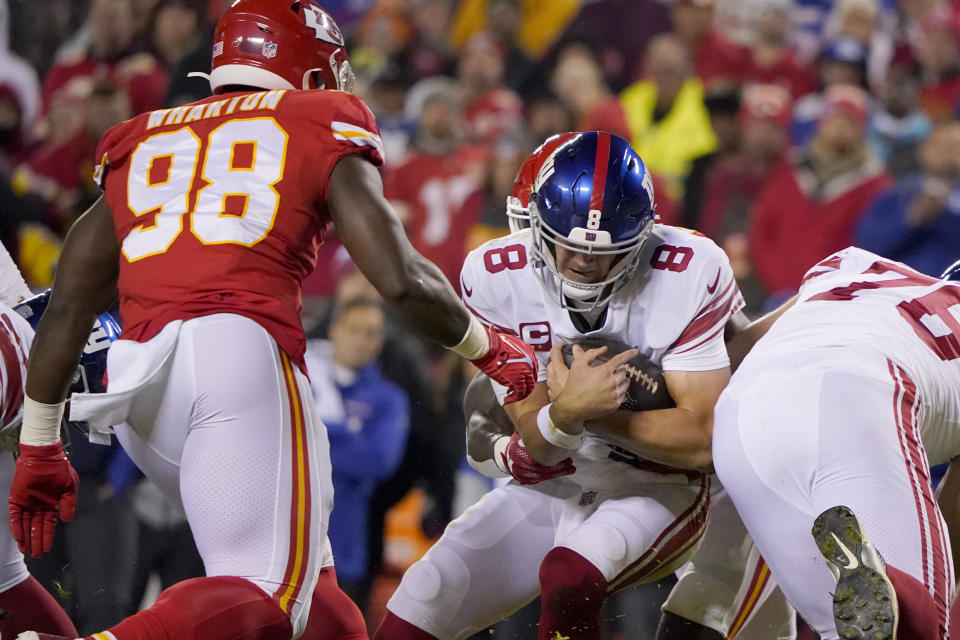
[4,0,960,637]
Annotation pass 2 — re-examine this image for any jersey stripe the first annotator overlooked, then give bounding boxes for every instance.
[726,559,771,638]
[0,315,25,428]
[274,351,312,614]
[889,360,951,638]
[588,132,611,214]
[607,476,710,591]
[331,121,384,159]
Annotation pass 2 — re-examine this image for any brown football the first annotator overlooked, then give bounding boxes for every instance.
[560,338,675,412]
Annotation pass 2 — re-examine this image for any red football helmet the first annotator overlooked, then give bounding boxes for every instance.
[205,0,353,93]
[507,132,579,233]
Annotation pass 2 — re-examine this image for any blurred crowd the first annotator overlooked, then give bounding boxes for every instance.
[5,0,960,636]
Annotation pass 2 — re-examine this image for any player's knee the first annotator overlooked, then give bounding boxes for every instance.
[152,576,294,640]
[538,547,608,614]
[386,547,471,638]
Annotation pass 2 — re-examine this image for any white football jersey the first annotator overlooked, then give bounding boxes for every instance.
[460,226,744,489]
[750,246,960,464]
[0,302,32,433]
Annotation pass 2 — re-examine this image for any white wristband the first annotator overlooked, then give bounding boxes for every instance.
[492,435,511,475]
[448,314,490,360]
[537,403,585,450]
[20,396,64,446]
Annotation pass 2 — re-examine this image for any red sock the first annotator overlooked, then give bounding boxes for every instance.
[537,547,608,640]
[886,565,943,640]
[0,575,77,638]
[85,576,291,640]
[300,567,368,640]
[372,611,438,640]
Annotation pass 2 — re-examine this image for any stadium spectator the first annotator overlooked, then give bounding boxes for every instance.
[822,0,894,88]
[670,0,748,88]
[620,34,717,199]
[386,77,488,289]
[699,84,793,311]
[363,62,415,164]
[916,8,960,121]
[450,0,578,63]
[681,84,742,229]
[478,0,543,95]
[401,0,456,81]
[562,0,672,92]
[41,0,168,117]
[523,92,575,148]
[306,297,409,610]
[0,0,40,169]
[153,0,212,107]
[856,120,960,277]
[742,0,815,100]
[868,46,931,177]
[457,32,523,147]
[749,84,891,300]
[550,41,629,138]
[790,37,871,145]
[13,81,130,233]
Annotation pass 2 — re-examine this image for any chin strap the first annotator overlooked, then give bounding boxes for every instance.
[187,71,214,93]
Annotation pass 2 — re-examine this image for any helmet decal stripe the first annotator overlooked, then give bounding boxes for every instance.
[589,132,611,214]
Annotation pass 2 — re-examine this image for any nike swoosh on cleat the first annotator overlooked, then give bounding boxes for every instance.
[706,268,721,294]
[831,533,860,570]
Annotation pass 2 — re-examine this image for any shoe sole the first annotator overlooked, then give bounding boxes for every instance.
[812,505,898,640]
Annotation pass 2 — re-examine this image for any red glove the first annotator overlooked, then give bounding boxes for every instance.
[470,328,539,404]
[9,442,78,558]
[498,432,575,485]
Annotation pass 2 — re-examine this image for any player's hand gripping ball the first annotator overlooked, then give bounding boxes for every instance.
[555,338,674,412]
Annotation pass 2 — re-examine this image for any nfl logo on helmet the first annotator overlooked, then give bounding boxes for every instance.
[262,41,277,58]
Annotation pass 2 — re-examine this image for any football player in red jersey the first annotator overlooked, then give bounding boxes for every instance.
[8,2,537,640]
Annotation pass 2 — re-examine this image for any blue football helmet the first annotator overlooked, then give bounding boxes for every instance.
[14,290,121,396]
[528,132,656,311]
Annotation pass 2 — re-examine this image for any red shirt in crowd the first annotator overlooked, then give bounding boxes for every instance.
[746,50,815,101]
[464,87,523,147]
[385,145,489,290]
[43,51,168,117]
[748,156,891,295]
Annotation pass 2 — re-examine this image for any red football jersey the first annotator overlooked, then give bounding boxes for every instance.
[384,145,488,290]
[94,89,384,369]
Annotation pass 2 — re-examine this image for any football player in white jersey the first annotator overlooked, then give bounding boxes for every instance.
[375,132,743,640]
[496,134,795,640]
[0,245,78,638]
[713,247,960,640]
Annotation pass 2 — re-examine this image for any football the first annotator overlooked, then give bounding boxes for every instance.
[560,338,675,412]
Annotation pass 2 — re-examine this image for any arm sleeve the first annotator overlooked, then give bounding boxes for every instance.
[662,247,744,372]
[327,94,385,168]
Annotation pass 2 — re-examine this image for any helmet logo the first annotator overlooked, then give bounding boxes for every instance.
[303,5,344,45]
[262,41,278,58]
[641,170,655,206]
[213,41,223,57]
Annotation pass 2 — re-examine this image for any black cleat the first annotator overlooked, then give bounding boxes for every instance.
[812,505,898,640]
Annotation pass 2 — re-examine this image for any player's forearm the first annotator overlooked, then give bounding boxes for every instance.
[515,410,576,467]
[587,407,713,471]
[25,302,100,405]
[386,254,471,347]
